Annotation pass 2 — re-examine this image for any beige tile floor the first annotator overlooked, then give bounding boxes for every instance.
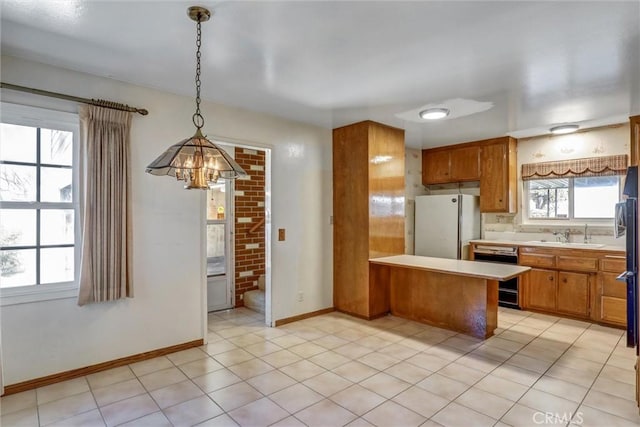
[2,307,640,427]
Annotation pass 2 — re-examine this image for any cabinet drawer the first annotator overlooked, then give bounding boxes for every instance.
[601,296,626,325]
[520,253,556,268]
[600,256,626,273]
[601,273,627,298]
[557,256,598,272]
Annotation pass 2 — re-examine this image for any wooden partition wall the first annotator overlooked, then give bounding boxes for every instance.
[333,121,405,319]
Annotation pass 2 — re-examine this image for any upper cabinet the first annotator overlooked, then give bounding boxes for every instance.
[479,137,517,213]
[422,136,517,213]
[422,145,480,184]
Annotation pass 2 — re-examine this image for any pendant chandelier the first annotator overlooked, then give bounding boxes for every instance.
[146,6,246,189]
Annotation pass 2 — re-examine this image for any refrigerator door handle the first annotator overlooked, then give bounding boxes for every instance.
[616,271,635,281]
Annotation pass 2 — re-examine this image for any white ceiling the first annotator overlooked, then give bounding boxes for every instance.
[1,1,639,148]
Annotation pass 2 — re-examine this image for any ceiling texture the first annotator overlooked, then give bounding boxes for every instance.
[1,1,639,148]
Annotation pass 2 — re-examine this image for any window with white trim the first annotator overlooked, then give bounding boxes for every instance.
[526,176,621,220]
[0,104,80,304]
[522,155,627,222]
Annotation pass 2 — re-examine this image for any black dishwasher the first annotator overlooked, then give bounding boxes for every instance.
[473,245,520,309]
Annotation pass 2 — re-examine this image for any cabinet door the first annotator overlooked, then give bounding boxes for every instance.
[599,271,627,326]
[527,268,557,311]
[480,142,508,212]
[557,271,590,317]
[450,146,480,181]
[422,150,450,184]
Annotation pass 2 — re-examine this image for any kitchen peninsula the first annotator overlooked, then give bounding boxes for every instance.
[369,255,531,339]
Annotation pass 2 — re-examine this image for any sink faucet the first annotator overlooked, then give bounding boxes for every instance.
[553,229,570,243]
[584,224,589,244]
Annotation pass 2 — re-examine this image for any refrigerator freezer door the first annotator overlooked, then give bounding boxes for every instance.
[415,195,460,259]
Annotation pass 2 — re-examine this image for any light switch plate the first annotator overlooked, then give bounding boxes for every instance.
[278,228,285,241]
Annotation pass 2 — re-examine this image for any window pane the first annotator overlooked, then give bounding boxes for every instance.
[41,209,74,245]
[0,164,36,201]
[0,248,36,287]
[0,209,37,246]
[207,184,227,220]
[0,123,37,163]
[41,167,72,202]
[574,176,619,218]
[207,223,225,276]
[41,128,73,166]
[528,179,569,219]
[41,247,74,284]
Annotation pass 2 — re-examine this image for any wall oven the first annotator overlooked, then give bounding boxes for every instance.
[473,245,520,309]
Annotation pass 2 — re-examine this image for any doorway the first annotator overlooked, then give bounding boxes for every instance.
[206,179,233,312]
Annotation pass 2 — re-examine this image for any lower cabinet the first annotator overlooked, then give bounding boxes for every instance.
[597,271,627,326]
[527,268,557,311]
[523,268,591,319]
[557,271,590,317]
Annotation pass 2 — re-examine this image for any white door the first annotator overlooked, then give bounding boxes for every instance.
[206,179,234,312]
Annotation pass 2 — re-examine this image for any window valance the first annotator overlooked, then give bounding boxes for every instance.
[521,154,628,181]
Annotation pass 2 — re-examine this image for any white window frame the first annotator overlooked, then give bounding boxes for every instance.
[523,175,622,225]
[0,103,80,306]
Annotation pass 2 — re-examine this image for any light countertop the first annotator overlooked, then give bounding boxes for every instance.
[469,239,625,253]
[369,255,531,281]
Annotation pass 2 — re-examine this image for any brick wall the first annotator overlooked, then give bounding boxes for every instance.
[234,147,266,307]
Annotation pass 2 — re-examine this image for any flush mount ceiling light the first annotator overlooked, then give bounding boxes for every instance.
[146,6,246,189]
[419,108,450,120]
[549,124,579,135]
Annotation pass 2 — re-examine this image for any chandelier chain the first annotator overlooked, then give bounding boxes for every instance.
[193,16,204,129]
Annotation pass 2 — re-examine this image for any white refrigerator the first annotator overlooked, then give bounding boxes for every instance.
[414,194,481,259]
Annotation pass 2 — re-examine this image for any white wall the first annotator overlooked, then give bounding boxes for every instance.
[0,55,333,384]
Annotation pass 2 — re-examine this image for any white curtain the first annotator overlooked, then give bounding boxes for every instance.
[77,105,132,306]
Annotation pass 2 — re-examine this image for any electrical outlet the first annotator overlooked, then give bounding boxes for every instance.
[297,291,304,302]
[239,294,243,300]
[278,228,286,241]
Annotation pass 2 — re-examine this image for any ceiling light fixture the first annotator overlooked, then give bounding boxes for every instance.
[419,108,450,120]
[549,124,579,135]
[146,6,246,189]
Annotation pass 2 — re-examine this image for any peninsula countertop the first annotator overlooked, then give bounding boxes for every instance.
[369,254,531,281]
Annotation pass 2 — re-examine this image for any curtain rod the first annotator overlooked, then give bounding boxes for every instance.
[0,82,149,116]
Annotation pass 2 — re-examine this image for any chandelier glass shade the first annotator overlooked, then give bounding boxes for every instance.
[145,6,246,189]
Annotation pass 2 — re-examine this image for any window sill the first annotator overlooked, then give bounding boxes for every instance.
[0,283,78,306]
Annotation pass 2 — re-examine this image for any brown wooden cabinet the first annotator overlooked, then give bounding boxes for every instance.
[422,149,451,184]
[557,271,590,317]
[450,146,481,181]
[596,256,627,327]
[518,246,629,323]
[333,121,405,319]
[526,268,557,311]
[422,144,480,184]
[421,137,516,213]
[479,137,517,213]
[520,246,595,319]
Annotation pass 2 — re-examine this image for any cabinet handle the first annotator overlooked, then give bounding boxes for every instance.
[562,278,567,283]
[548,275,554,281]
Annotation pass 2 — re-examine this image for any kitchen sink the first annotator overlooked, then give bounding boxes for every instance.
[524,240,605,249]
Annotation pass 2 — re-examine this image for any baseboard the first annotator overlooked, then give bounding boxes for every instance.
[1,339,204,397]
[274,307,335,326]
[334,308,388,321]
